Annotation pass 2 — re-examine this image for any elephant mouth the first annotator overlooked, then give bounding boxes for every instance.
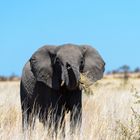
[67,83,79,90]
[60,79,79,90]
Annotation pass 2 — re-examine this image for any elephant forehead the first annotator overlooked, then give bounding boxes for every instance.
[57,46,82,60]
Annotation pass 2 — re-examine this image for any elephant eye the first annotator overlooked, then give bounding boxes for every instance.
[79,58,85,72]
[80,60,84,65]
[80,57,85,65]
[55,57,61,65]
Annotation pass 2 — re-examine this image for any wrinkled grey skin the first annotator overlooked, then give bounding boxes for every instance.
[20,44,105,133]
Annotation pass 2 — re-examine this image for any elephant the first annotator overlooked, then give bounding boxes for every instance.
[20,44,105,133]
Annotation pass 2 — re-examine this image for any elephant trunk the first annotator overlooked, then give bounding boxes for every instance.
[62,62,80,90]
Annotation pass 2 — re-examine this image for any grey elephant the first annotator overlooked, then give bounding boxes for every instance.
[20,44,105,132]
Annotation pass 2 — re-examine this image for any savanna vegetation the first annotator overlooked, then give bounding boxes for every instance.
[0,72,140,140]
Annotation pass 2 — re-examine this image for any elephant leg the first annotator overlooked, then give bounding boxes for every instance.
[38,105,49,127]
[21,99,37,131]
[53,107,66,139]
[68,90,82,134]
[37,104,66,138]
[70,106,82,134]
[20,82,35,130]
[21,99,37,130]
[21,98,36,131]
[22,108,32,130]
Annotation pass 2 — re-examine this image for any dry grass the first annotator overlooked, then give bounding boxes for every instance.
[0,77,140,140]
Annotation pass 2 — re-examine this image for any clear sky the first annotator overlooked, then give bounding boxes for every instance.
[0,0,140,76]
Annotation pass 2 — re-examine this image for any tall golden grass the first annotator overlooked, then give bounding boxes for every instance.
[0,77,140,140]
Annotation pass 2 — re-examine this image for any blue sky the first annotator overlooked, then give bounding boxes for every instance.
[0,0,140,76]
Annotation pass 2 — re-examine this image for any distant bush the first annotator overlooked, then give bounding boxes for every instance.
[0,74,20,81]
[0,76,7,81]
[107,65,140,75]
[134,67,140,73]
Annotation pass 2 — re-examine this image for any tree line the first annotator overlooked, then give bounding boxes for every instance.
[107,65,140,74]
[0,73,20,81]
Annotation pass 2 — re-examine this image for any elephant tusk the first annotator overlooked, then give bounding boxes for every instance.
[61,80,65,86]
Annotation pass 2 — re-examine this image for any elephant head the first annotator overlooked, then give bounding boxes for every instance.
[29,44,105,90]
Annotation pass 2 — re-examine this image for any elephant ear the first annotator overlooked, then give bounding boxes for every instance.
[30,45,60,90]
[81,45,105,83]
[21,61,36,96]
